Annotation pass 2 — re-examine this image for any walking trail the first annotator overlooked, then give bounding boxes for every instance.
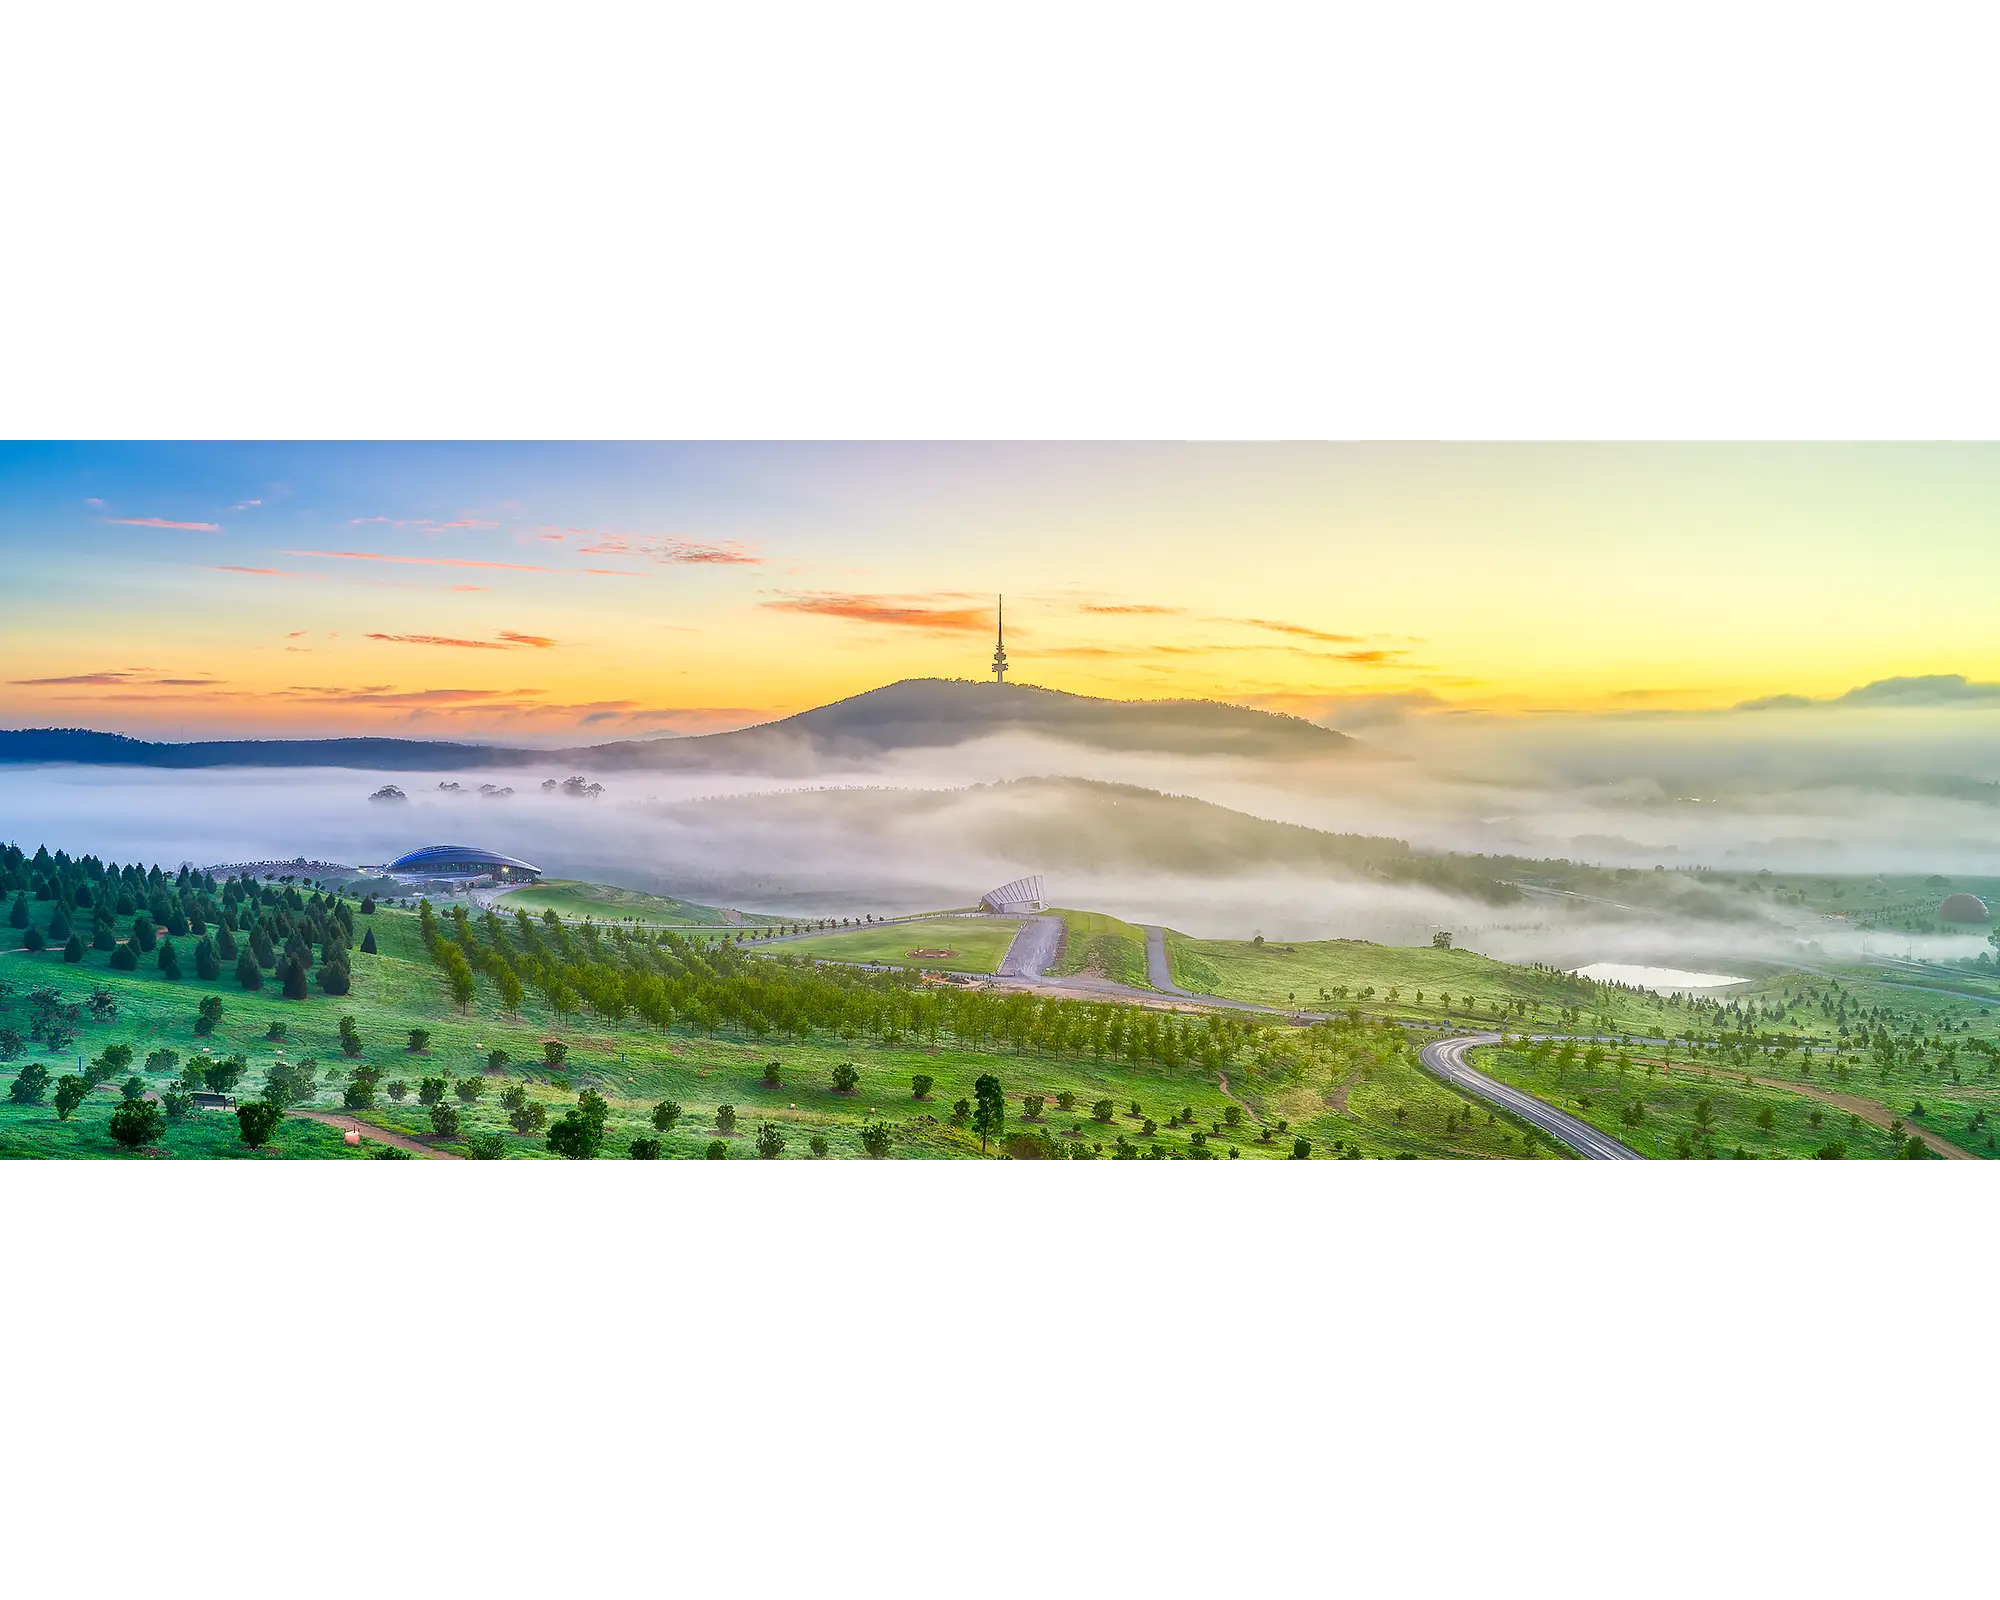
[287,1108,462,1159]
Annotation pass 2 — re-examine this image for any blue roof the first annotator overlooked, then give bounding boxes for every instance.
[386,844,541,874]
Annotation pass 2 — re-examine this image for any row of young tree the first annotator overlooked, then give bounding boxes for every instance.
[414,898,1327,1083]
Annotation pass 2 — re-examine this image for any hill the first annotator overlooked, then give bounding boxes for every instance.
[663,775,1519,900]
[0,680,1367,773]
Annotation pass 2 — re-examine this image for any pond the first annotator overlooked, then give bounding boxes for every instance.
[1570,961,1746,994]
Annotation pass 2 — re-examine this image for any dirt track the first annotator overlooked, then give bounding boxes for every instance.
[287,1108,462,1159]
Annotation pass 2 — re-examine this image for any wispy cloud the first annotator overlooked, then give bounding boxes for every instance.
[209,565,319,579]
[1078,603,1188,616]
[1221,616,1364,644]
[107,516,221,532]
[576,533,761,566]
[365,631,559,651]
[348,516,499,530]
[12,668,218,688]
[230,498,263,510]
[287,549,559,573]
[761,591,989,632]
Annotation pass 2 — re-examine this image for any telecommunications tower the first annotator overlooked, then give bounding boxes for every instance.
[991,595,1009,682]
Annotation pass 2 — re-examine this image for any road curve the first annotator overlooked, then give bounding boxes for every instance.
[1418,1033,1646,1161]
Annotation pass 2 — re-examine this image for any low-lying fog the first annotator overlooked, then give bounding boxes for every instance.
[6,702,1999,974]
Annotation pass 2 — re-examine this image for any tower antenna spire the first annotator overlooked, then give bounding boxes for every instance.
[991,594,1009,683]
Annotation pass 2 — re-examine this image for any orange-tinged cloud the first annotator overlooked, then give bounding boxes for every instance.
[366,632,559,651]
[762,591,989,632]
[288,549,560,573]
[210,565,319,579]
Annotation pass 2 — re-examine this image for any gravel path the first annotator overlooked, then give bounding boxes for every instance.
[286,1108,462,1159]
[1144,925,1189,996]
[998,915,1064,979]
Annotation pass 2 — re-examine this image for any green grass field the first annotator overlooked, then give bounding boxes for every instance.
[12,873,1998,1160]
[766,917,1021,975]
[1050,908,1151,987]
[1473,1041,1933,1159]
[492,879,778,926]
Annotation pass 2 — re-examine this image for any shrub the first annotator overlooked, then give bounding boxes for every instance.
[120,1075,146,1101]
[343,1077,376,1110]
[1056,1091,1075,1113]
[466,1133,506,1160]
[651,1099,681,1133]
[62,933,84,963]
[339,1015,363,1057]
[53,1075,89,1120]
[487,1048,509,1071]
[509,1100,548,1136]
[429,1101,462,1138]
[1290,1137,1313,1160]
[830,1063,859,1093]
[22,927,44,952]
[236,1100,284,1148]
[194,995,224,1036]
[912,1074,934,1100]
[1223,1104,1242,1128]
[144,1048,178,1075]
[9,1063,50,1104]
[809,1134,830,1158]
[715,1104,738,1134]
[407,1028,432,1052]
[95,1042,134,1078]
[454,1076,484,1104]
[543,1040,568,1070]
[368,1143,412,1160]
[629,1136,663,1160]
[704,1140,728,1160]
[387,1080,409,1101]
[949,1098,970,1125]
[762,1059,782,1087]
[417,1076,447,1106]
[160,1080,192,1120]
[111,943,139,972]
[359,928,378,954]
[1091,1098,1115,1123]
[1022,1094,1045,1121]
[110,1097,165,1149]
[756,1123,787,1159]
[860,1120,892,1158]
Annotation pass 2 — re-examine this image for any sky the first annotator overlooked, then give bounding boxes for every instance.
[7,441,2000,743]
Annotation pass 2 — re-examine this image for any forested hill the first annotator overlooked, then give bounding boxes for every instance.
[0,728,528,770]
[0,680,1371,772]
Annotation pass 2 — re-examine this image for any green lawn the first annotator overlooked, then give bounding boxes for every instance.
[0,1093,363,1159]
[767,917,1021,975]
[1473,1042,1920,1159]
[492,879,778,926]
[1050,908,1151,987]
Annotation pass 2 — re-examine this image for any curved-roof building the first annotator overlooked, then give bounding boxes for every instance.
[386,844,542,884]
[981,873,1045,913]
[1938,892,1990,924]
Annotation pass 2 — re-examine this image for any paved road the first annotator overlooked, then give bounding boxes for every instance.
[998,915,1064,978]
[1417,1033,1646,1160]
[1144,926,1189,996]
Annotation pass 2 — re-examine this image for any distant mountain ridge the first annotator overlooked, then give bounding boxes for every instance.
[0,680,1367,772]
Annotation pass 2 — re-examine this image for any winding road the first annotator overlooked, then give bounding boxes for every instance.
[1417,1033,1646,1160]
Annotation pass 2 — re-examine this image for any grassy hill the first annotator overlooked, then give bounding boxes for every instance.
[493,879,779,927]
[1050,908,1152,988]
[762,917,1021,975]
